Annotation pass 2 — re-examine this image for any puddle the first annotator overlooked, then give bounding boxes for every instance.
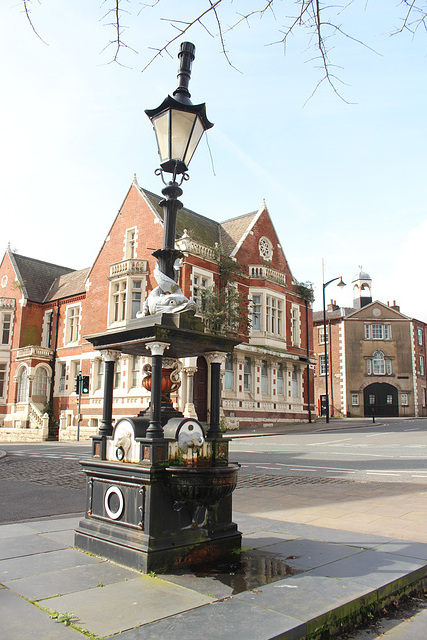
[183,550,301,595]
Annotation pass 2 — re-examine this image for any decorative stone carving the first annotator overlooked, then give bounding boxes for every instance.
[139,264,196,316]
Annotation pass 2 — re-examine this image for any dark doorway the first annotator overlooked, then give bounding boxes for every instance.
[193,356,208,422]
[363,382,398,417]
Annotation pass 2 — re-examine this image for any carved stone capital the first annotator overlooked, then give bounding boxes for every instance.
[183,366,197,376]
[100,349,120,362]
[146,341,170,357]
[205,351,228,366]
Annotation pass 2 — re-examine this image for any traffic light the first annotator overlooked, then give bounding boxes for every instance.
[74,375,80,394]
[81,375,90,395]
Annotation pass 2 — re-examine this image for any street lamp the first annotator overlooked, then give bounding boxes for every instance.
[322,274,345,423]
[145,42,213,283]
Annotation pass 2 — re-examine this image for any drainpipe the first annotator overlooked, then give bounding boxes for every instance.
[48,300,60,433]
[328,318,334,418]
[304,299,312,423]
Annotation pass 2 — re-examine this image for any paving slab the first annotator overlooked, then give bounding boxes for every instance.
[48,575,214,637]
[0,532,68,560]
[0,547,101,580]
[114,597,306,640]
[248,538,364,571]
[26,517,82,534]
[307,549,426,597]
[0,589,82,639]
[2,559,137,601]
[235,573,378,638]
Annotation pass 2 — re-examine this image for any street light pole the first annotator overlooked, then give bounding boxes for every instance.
[322,272,345,423]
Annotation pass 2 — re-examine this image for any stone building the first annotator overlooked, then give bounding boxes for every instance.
[0,177,315,440]
[313,269,427,418]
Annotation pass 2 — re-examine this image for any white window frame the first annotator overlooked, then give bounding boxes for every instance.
[224,354,233,391]
[351,393,359,406]
[17,366,29,404]
[401,393,409,406]
[291,366,300,397]
[243,357,252,392]
[418,328,423,346]
[125,226,137,259]
[33,366,49,399]
[65,304,81,345]
[59,362,66,394]
[261,360,269,395]
[319,354,328,376]
[318,326,328,345]
[41,310,53,348]
[192,267,214,314]
[277,363,284,395]
[131,355,141,388]
[0,362,8,400]
[250,290,285,338]
[70,360,81,394]
[291,304,300,347]
[1,311,12,346]
[364,323,391,341]
[94,359,104,392]
[420,355,425,376]
[114,358,122,389]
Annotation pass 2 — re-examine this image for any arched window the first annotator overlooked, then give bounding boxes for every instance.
[33,368,48,399]
[372,351,385,375]
[17,368,29,403]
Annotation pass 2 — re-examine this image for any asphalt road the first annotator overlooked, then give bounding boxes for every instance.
[0,418,425,522]
[231,418,427,484]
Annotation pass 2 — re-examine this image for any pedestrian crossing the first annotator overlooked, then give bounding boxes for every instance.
[6,449,89,461]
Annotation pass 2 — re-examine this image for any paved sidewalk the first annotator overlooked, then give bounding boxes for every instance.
[1,512,426,640]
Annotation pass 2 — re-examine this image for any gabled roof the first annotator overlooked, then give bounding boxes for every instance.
[9,251,74,303]
[44,267,90,302]
[345,300,409,320]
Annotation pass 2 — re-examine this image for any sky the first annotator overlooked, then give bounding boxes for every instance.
[1,1,426,320]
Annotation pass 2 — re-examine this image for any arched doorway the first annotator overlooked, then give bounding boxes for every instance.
[193,356,208,422]
[363,382,398,417]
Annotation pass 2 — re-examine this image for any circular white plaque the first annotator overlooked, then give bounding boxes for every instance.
[104,486,124,520]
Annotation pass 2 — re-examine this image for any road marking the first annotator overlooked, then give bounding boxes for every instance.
[366,472,401,476]
[412,475,427,479]
[255,466,281,470]
[366,432,394,437]
[307,438,353,445]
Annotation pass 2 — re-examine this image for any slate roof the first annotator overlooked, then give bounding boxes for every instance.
[141,187,264,256]
[141,188,221,249]
[44,267,90,302]
[9,252,75,303]
[220,212,258,256]
[313,307,355,323]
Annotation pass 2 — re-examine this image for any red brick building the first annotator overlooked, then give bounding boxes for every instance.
[313,270,427,418]
[0,177,315,440]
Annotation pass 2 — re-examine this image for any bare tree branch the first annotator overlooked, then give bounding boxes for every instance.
[18,1,427,99]
[21,0,48,45]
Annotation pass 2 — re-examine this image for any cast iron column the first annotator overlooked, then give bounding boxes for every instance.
[99,351,117,437]
[145,342,169,439]
[206,352,227,438]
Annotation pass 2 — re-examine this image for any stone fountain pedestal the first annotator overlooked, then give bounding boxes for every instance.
[74,311,241,573]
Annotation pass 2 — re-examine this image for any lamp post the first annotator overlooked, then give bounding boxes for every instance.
[144,42,213,437]
[322,274,345,423]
